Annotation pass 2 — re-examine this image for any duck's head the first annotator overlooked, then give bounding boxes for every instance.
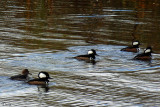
[88,49,98,55]
[132,41,140,47]
[144,47,152,54]
[38,71,52,79]
[22,69,31,75]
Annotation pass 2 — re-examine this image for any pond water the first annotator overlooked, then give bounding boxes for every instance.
[0,0,160,106]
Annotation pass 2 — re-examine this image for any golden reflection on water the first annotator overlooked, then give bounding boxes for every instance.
[0,0,159,51]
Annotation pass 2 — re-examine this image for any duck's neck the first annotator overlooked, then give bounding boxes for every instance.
[144,52,152,56]
[133,45,139,48]
[39,78,49,82]
[89,54,95,60]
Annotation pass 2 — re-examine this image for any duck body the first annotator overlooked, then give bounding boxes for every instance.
[134,53,151,60]
[121,41,140,52]
[10,74,28,81]
[27,71,52,85]
[75,54,95,60]
[10,69,30,81]
[27,78,49,85]
[121,46,139,52]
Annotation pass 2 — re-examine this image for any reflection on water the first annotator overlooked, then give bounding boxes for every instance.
[0,0,160,106]
[37,85,50,93]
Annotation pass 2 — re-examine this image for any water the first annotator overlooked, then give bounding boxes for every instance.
[0,0,160,106]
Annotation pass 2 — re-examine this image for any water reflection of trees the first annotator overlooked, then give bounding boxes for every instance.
[132,0,160,50]
[1,0,160,51]
[107,0,160,50]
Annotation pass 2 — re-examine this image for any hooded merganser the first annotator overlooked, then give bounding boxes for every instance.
[121,41,140,52]
[134,47,152,60]
[10,69,31,81]
[27,71,52,85]
[74,49,98,60]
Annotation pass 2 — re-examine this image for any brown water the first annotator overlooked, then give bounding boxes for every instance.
[0,0,160,106]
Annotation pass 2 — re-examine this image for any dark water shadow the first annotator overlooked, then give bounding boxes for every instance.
[75,59,97,65]
[132,58,152,66]
[37,85,50,93]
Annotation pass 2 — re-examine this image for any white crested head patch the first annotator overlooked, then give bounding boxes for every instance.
[88,50,93,55]
[39,72,47,78]
[145,49,151,53]
[133,41,139,46]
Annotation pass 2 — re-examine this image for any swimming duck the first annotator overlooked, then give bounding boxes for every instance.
[10,69,31,81]
[121,41,140,52]
[27,71,52,85]
[74,49,98,60]
[134,47,152,60]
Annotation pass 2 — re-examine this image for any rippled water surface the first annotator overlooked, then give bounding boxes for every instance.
[0,0,160,106]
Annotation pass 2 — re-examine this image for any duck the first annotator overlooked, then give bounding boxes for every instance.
[27,71,52,85]
[10,69,31,81]
[134,47,152,60]
[121,41,140,52]
[74,49,98,60]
